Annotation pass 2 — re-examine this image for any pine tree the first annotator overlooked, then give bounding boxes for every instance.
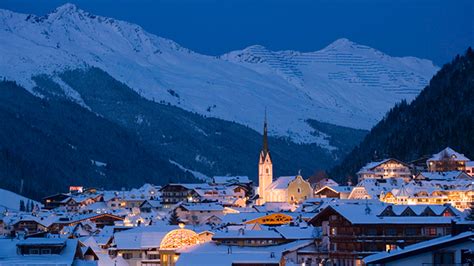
[19,200,25,212]
[168,209,180,225]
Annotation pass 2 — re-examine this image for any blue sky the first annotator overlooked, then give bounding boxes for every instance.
[1,0,472,65]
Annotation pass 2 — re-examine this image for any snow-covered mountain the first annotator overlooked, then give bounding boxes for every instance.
[0,4,439,145]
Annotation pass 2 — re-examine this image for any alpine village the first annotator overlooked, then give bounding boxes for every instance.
[0,2,474,266]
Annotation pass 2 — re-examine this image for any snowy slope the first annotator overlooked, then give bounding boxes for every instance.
[0,188,41,211]
[0,4,439,145]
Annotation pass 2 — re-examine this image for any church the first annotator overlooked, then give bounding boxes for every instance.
[256,115,313,205]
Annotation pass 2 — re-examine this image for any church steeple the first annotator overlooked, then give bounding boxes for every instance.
[257,109,273,205]
[262,109,269,156]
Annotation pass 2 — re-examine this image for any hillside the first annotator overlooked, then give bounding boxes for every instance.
[1,69,356,199]
[0,188,40,211]
[0,80,196,199]
[330,48,474,180]
[0,4,437,145]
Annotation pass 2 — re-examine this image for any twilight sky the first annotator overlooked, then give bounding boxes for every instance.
[1,0,472,65]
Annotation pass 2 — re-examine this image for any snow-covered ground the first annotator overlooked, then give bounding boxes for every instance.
[0,188,41,211]
[0,4,439,145]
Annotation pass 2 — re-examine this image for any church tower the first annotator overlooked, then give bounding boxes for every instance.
[258,111,273,204]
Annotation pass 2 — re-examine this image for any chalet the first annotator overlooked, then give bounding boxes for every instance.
[160,184,203,208]
[348,178,405,200]
[308,202,460,266]
[49,213,124,233]
[427,147,470,172]
[381,178,474,210]
[0,238,98,265]
[42,193,71,210]
[312,178,339,191]
[314,186,353,199]
[139,199,162,213]
[212,224,315,247]
[175,202,224,225]
[364,231,474,266]
[9,215,59,236]
[357,158,412,182]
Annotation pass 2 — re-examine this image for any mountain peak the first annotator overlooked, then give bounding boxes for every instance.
[325,38,358,50]
[52,3,79,14]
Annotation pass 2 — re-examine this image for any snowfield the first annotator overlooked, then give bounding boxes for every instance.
[0,4,439,145]
[0,188,41,211]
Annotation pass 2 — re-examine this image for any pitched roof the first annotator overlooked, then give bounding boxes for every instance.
[428,147,470,162]
[357,158,408,174]
[364,231,474,264]
[310,201,460,225]
[266,176,295,190]
[416,171,469,181]
[212,176,251,184]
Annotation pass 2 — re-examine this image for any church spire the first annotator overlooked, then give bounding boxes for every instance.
[262,108,269,156]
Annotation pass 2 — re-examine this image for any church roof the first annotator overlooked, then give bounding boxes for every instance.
[266,176,295,190]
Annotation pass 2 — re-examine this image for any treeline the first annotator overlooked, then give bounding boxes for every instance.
[330,48,474,181]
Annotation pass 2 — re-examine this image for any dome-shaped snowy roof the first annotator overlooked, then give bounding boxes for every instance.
[159,228,199,250]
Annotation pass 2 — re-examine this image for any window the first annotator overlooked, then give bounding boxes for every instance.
[148,254,159,260]
[330,227,337,236]
[385,228,397,236]
[122,253,133,259]
[405,227,417,236]
[41,249,51,255]
[434,252,454,264]
[424,227,437,236]
[297,188,301,194]
[366,228,377,236]
[385,244,397,252]
[29,249,39,255]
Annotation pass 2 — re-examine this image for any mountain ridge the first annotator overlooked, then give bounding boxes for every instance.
[0,3,438,145]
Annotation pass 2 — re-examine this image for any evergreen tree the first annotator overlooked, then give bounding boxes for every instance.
[168,209,180,225]
[19,200,25,212]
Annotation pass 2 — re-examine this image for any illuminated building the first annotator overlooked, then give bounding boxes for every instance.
[356,158,412,182]
[256,116,313,205]
[427,147,470,172]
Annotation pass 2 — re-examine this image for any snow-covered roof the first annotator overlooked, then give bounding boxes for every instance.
[315,185,353,195]
[357,158,408,174]
[364,231,474,264]
[352,177,406,199]
[266,176,295,190]
[212,176,251,184]
[0,238,78,265]
[253,202,296,213]
[310,201,460,225]
[416,171,470,181]
[176,240,313,266]
[212,226,283,240]
[428,147,470,162]
[178,203,224,212]
[114,225,180,250]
